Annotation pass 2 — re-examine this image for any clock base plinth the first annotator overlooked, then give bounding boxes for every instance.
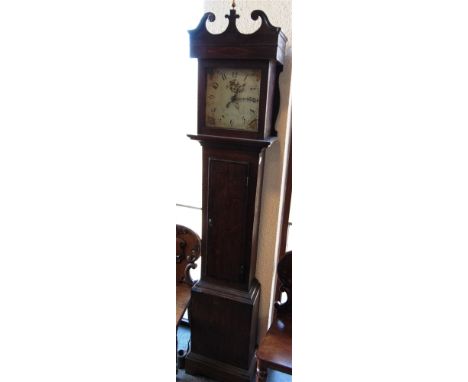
[185,280,260,382]
[185,352,256,382]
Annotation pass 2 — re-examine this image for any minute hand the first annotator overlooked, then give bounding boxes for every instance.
[236,96,258,103]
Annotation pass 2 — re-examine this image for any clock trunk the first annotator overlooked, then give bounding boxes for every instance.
[201,145,266,291]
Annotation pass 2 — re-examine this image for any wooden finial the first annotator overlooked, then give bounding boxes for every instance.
[232,0,236,8]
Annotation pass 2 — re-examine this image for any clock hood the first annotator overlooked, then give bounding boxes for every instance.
[188,9,287,65]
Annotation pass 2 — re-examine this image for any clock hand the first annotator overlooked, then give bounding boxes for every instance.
[236,96,258,103]
[226,93,238,108]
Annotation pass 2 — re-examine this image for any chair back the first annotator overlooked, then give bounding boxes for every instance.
[274,250,292,315]
[176,224,201,286]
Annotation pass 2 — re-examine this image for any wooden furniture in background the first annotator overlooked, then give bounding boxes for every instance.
[255,251,292,381]
[176,224,201,327]
[176,225,201,372]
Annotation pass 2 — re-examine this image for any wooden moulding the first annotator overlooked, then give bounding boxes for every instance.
[186,352,257,382]
[188,134,277,152]
[191,278,260,305]
[189,9,287,64]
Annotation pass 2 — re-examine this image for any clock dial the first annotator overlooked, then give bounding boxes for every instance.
[205,68,261,131]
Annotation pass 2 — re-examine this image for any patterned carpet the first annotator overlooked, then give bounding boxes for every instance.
[176,325,291,382]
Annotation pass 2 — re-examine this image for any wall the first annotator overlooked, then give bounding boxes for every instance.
[203,0,292,340]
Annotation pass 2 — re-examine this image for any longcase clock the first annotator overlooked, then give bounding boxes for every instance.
[185,6,287,382]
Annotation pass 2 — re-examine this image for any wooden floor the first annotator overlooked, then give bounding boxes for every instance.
[176,325,292,382]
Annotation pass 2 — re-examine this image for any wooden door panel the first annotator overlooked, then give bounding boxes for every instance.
[206,158,250,283]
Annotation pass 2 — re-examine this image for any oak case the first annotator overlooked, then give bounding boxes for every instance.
[185,8,286,382]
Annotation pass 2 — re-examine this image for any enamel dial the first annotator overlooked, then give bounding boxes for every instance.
[205,68,261,131]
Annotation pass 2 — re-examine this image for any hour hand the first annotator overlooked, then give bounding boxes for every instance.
[226,94,237,108]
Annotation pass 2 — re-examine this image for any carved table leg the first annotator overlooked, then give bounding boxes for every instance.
[256,361,268,382]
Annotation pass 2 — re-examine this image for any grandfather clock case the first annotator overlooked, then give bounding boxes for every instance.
[185,8,286,382]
